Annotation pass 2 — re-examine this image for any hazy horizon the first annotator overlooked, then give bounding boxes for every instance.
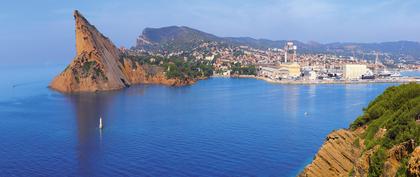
[1,0,420,66]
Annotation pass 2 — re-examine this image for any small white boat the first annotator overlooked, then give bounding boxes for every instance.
[99,117,103,129]
[304,112,308,116]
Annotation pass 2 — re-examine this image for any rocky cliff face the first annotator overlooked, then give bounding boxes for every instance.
[298,129,361,177]
[50,10,129,92]
[408,147,420,176]
[299,129,419,177]
[300,83,420,177]
[50,10,194,92]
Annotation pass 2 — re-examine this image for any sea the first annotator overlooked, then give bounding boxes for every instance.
[0,66,418,177]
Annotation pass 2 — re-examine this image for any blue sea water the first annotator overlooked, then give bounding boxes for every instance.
[0,66,417,177]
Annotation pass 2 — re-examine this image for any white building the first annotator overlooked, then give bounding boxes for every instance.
[205,55,215,61]
[343,64,367,80]
[303,70,318,80]
[284,42,297,63]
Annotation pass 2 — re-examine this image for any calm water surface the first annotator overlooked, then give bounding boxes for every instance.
[1,66,416,177]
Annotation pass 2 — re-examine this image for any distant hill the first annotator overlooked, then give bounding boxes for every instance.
[136,26,222,51]
[135,26,420,61]
[135,26,301,51]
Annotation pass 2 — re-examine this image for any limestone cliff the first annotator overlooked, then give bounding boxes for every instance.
[408,147,420,176]
[50,10,129,92]
[50,10,195,92]
[298,130,361,177]
[300,83,420,177]
[299,129,419,177]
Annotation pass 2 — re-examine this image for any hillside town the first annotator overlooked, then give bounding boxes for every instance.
[128,40,420,84]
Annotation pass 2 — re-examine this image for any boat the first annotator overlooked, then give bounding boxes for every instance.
[362,70,375,80]
[390,71,401,77]
[99,117,103,129]
[378,69,391,77]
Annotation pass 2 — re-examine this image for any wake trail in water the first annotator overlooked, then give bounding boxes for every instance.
[12,81,44,88]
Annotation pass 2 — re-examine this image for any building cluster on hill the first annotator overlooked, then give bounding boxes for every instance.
[129,40,419,82]
[254,42,413,82]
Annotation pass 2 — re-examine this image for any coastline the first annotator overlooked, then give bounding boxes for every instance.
[212,75,420,85]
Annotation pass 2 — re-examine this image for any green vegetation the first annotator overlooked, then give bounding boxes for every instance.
[349,83,420,177]
[350,83,420,149]
[230,62,257,76]
[123,53,214,80]
[369,147,387,177]
[396,157,409,177]
[353,138,360,148]
[164,59,213,79]
[72,60,107,82]
[348,168,355,177]
[82,61,96,74]
[233,50,244,57]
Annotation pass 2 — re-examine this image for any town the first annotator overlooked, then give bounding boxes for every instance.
[126,41,420,84]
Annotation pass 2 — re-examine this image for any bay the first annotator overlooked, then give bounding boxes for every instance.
[0,66,412,177]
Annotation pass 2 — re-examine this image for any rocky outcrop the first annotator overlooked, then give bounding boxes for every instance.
[298,129,361,177]
[301,84,420,177]
[300,132,419,177]
[50,10,129,92]
[383,140,416,177]
[408,146,420,177]
[121,59,195,87]
[50,10,196,92]
[353,146,378,177]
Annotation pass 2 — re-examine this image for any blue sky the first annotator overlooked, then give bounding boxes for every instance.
[1,0,420,66]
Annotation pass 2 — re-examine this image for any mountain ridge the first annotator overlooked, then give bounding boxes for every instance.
[135,26,420,62]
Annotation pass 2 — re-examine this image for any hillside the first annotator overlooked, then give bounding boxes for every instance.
[135,26,420,62]
[135,26,304,51]
[299,83,420,177]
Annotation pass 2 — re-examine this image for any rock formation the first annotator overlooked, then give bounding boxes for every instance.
[300,83,420,177]
[120,59,195,87]
[50,10,129,92]
[298,129,361,177]
[50,10,195,92]
[300,130,419,177]
[408,146,420,177]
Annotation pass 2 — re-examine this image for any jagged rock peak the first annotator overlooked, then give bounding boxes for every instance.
[73,10,118,57]
[49,10,129,92]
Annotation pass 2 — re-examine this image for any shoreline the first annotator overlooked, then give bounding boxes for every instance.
[212,75,420,85]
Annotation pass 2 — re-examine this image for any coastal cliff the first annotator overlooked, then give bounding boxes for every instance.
[50,10,196,93]
[299,83,420,177]
[120,59,196,87]
[298,129,362,177]
[50,10,129,92]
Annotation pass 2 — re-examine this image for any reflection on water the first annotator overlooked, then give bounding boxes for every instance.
[123,84,148,97]
[67,92,117,176]
[283,85,300,119]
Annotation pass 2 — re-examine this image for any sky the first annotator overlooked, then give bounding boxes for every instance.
[1,0,420,66]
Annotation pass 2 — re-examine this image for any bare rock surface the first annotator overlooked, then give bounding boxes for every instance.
[408,146,420,177]
[50,10,129,92]
[298,129,361,177]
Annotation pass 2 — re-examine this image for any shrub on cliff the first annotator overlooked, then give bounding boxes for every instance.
[369,147,387,177]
